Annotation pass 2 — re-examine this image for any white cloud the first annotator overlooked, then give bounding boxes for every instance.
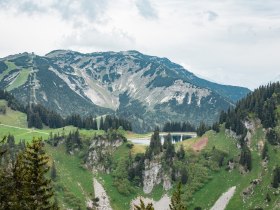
[0,0,280,89]
[135,0,158,19]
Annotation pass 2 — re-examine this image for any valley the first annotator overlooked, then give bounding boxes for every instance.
[0,52,280,210]
[1,1,279,209]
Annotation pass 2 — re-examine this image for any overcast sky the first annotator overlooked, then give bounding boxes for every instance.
[0,0,280,89]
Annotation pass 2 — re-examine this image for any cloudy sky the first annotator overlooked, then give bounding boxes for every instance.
[0,0,280,89]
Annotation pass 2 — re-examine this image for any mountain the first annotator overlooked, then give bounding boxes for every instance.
[0,50,250,132]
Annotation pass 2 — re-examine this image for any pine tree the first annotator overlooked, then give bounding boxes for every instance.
[146,128,162,159]
[169,182,186,210]
[50,161,57,181]
[272,166,280,188]
[99,117,104,130]
[177,145,185,160]
[181,168,188,185]
[262,142,268,160]
[21,138,54,209]
[134,198,154,210]
[239,144,252,171]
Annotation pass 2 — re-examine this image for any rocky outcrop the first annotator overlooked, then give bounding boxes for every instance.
[143,155,172,194]
[85,134,123,173]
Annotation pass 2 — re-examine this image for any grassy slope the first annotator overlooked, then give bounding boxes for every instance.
[186,125,280,210]
[1,95,279,209]
[46,144,94,209]
[0,61,17,81]
[6,68,30,91]
[98,142,164,210]
[0,100,27,127]
[0,99,104,143]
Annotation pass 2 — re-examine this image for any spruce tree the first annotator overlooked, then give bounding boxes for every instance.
[262,142,268,160]
[99,117,104,130]
[134,198,154,210]
[22,138,54,209]
[169,182,186,210]
[50,161,57,181]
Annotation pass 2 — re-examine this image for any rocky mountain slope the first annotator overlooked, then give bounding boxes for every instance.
[0,50,250,132]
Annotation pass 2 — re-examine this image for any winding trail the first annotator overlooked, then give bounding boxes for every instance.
[210,186,236,210]
[0,123,49,134]
[93,178,112,210]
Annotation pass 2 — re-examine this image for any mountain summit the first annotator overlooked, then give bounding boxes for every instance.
[0,50,250,132]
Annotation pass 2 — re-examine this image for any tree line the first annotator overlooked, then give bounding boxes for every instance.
[162,121,196,132]
[0,137,58,209]
[0,89,132,131]
[219,82,280,172]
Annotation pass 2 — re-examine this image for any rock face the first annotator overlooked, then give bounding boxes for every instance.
[86,135,123,173]
[143,155,172,194]
[0,50,250,132]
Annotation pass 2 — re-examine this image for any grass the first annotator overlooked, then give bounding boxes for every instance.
[97,142,165,210]
[125,131,152,139]
[0,100,27,127]
[0,61,17,81]
[0,100,105,143]
[6,68,30,91]
[46,144,94,209]
[131,144,147,155]
[187,124,280,210]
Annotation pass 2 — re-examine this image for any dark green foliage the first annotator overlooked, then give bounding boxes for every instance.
[163,133,175,163]
[0,105,6,114]
[128,153,145,186]
[27,104,64,129]
[163,121,195,132]
[47,132,64,147]
[112,157,135,196]
[272,166,280,188]
[51,161,57,181]
[0,138,56,209]
[0,88,131,131]
[28,111,43,129]
[197,122,210,137]
[266,129,280,145]
[99,117,104,130]
[212,122,220,133]
[169,182,186,210]
[0,89,25,112]
[262,142,269,160]
[239,144,252,171]
[134,198,154,210]
[177,145,185,160]
[100,115,132,131]
[145,128,162,159]
[0,61,8,73]
[65,129,82,154]
[220,82,280,135]
[180,168,188,184]
[0,135,25,166]
[65,114,83,128]
[21,139,54,209]
[265,193,271,202]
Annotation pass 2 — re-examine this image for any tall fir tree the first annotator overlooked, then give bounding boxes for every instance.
[21,138,54,209]
[169,182,186,210]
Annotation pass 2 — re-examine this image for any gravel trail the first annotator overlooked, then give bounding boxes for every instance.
[210,186,236,210]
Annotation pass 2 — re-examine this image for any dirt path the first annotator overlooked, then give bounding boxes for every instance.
[192,137,208,151]
[210,186,236,210]
[0,123,49,135]
[131,194,170,210]
[93,178,112,210]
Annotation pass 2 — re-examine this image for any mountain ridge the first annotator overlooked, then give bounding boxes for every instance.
[0,50,250,132]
